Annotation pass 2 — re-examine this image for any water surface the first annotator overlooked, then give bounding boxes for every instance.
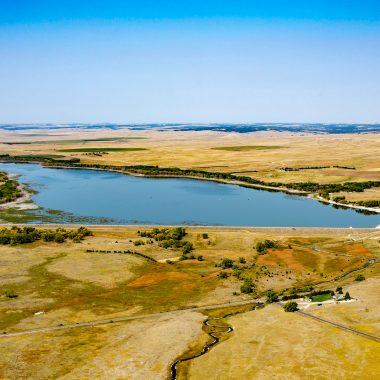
[0,163,379,227]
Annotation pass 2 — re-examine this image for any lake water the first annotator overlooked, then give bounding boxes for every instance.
[0,163,379,227]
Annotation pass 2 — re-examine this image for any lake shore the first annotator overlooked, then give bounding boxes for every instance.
[0,173,38,211]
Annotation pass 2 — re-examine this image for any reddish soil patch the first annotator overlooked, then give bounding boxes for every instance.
[328,243,372,257]
[127,271,191,288]
[174,283,198,291]
[257,249,308,272]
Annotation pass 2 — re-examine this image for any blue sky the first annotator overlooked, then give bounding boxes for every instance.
[1,1,380,123]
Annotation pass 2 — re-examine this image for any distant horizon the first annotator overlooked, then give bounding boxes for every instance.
[1,122,380,126]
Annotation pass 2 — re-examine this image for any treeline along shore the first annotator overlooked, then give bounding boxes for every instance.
[0,154,379,213]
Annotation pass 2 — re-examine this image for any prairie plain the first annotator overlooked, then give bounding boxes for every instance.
[1,128,380,193]
[0,225,379,379]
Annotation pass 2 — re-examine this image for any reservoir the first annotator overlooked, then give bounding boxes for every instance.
[0,163,379,227]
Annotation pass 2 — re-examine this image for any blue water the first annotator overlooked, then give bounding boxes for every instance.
[1,163,379,227]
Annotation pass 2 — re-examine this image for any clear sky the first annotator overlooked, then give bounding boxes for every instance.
[1,1,380,124]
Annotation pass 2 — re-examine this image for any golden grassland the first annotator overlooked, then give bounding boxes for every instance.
[187,304,380,380]
[0,226,379,379]
[1,312,205,380]
[1,129,380,195]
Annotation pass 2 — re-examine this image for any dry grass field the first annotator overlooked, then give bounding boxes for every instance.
[0,226,379,379]
[1,129,380,201]
[187,304,380,380]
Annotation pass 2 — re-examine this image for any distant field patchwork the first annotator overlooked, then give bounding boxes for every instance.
[58,147,147,152]
[211,145,284,151]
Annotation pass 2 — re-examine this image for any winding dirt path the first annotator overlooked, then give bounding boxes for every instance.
[0,300,256,338]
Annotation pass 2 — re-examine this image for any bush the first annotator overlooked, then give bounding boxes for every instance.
[266,289,279,304]
[240,278,254,294]
[220,258,234,269]
[4,289,18,298]
[133,240,145,246]
[355,274,365,281]
[256,240,278,254]
[238,257,246,264]
[219,271,228,279]
[197,255,204,261]
[283,301,298,312]
[182,242,194,254]
[201,233,208,239]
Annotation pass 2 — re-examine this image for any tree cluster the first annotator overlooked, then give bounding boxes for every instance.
[283,301,298,312]
[0,172,22,204]
[0,226,92,245]
[256,240,278,254]
[137,227,193,255]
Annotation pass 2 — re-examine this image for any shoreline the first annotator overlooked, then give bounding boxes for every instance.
[0,160,379,215]
[0,224,378,232]
[0,173,38,211]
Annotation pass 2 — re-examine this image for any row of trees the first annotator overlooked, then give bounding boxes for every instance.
[86,249,156,262]
[333,196,380,208]
[0,226,92,245]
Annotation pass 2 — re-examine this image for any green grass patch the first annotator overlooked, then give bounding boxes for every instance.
[311,293,332,302]
[211,145,284,151]
[58,147,147,152]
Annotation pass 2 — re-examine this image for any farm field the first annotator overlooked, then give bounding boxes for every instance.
[0,225,379,379]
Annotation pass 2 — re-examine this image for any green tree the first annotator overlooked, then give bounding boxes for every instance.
[266,289,279,304]
[240,278,254,294]
[344,291,351,300]
[220,258,234,269]
[283,301,298,312]
[355,274,365,281]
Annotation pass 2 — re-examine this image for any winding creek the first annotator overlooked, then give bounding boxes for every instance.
[170,314,236,380]
[0,162,379,227]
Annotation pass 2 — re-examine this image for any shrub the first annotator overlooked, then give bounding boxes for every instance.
[266,289,279,304]
[240,278,254,294]
[182,242,194,254]
[283,301,298,312]
[197,255,204,261]
[202,233,208,239]
[4,289,18,298]
[219,271,228,279]
[238,257,246,264]
[133,240,145,246]
[220,258,234,269]
[355,274,365,281]
[256,239,278,254]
